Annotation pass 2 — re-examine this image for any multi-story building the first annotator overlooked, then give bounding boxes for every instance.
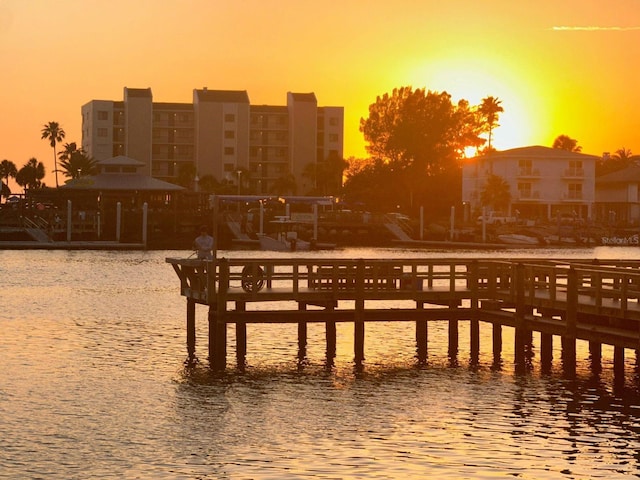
[81,87,344,194]
[462,145,600,220]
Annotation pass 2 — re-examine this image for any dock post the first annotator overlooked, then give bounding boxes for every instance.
[209,258,229,370]
[236,301,247,369]
[513,263,532,372]
[614,346,625,389]
[562,267,578,377]
[448,313,458,365]
[325,304,336,368]
[416,302,428,364]
[469,261,480,365]
[186,298,196,364]
[540,332,553,373]
[589,341,602,374]
[298,302,308,365]
[354,260,365,365]
[492,323,502,368]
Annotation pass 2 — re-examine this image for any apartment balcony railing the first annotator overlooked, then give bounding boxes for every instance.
[518,191,540,201]
[517,168,540,177]
[563,168,584,178]
[562,192,583,201]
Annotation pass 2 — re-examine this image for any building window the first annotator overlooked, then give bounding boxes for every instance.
[518,182,532,199]
[224,163,234,172]
[97,128,108,137]
[224,130,235,139]
[329,117,338,126]
[224,147,235,155]
[568,183,582,200]
[225,113,235,122]
[329,133,339,142]
[98,110,108,120]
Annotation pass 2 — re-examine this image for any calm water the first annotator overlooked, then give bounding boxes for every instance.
[2,247,640,479]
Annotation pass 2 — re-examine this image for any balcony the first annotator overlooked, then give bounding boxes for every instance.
[563,168,584,178]
[562,192,583,201]
[518,191,540,201]
[517,168,540,178]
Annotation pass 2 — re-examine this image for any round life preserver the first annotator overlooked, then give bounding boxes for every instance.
[241,265,265,293]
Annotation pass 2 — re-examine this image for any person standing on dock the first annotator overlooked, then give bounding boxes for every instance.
[194,226,214,260]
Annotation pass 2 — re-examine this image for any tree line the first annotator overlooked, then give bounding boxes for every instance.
[1,121,96,198]
[1,93,637,215]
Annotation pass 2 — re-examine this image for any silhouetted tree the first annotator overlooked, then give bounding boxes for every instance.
[479,174,511,212]
[596,147,636,176]
[16,158,46,192]
[359,87,485,212]
[59,150,97,179]
[198,174,218,193]
[552,134,581,152]
[302,152,348,195]
[270,173,297,196]
[41,121,65,187]
[177,162,197,189]
[0,159,18,199]
[478,96,503,151]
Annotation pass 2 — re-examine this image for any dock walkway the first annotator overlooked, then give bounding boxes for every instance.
[167,257,640,377]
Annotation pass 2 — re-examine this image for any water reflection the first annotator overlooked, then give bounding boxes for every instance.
[3,248,640,478]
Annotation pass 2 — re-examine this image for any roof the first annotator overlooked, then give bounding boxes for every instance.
[61,174,184,191]
[124,87,152,98]
[288,92,317,103]
[194,89,250,103]
[97,155,146,167]
[597,164,640,183]
[473,145,600,161]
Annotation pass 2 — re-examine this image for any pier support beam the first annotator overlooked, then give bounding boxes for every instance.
[209,258,229,370]
[492,323,502,368]
[298,303,308,366]
[416,302,427,364]
[325,304,336,368]
[540,332,553,373]
[589,341,602,374]
[614,346,625,389]
[354,261,365,366]
[562,267,578,378]
[448,318,458,365]
[186,298,196,364]
[236,301,247,369]
[470,318,480,366]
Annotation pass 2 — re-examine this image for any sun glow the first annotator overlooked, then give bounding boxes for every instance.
[404,56,548,152]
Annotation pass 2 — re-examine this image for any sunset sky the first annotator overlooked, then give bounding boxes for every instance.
[1,0,640,187]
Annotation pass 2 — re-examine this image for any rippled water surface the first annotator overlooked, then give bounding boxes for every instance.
[2,247,640,479]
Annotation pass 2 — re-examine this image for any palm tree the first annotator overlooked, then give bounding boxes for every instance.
[480,174,511,213]
[552,134,582,152]
[15,158,46,192]
[59,150,98,179]
[0,159,18,199]
[269,173,297,196]
[478,96,503,151]
[41,121,66,187]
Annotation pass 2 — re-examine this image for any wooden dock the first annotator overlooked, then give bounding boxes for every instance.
[166,257,640,380]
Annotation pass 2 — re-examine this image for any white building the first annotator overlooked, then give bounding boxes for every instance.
[462,145,600,220]
[81,88,344,194]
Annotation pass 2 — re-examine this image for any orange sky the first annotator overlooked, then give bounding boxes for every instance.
[2,0,640,189]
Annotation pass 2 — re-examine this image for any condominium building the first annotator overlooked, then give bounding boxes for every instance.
[81,87,344,193]
[462,146,599,220]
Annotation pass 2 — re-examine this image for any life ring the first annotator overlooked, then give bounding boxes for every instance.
[241,265,265,293]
